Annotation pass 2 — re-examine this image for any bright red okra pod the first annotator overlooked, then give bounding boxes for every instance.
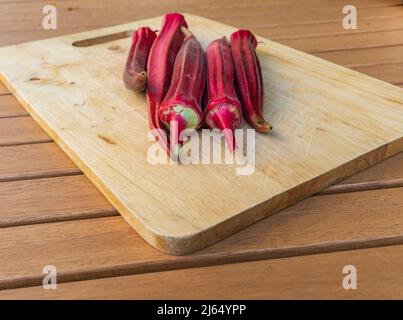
[123,27,157,92]
[204,37,242,152]
[146,13,188,151]
[230,29,272,133]
[159,34,206,154]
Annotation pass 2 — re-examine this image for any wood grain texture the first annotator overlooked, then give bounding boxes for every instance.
[0,67,400,125]
[279,29,403,53]
[335,151,403,185]
[0,82,10,95]
[0,1,401,81]
[0,117,51,146]
[317,45,403,67]
[0,95,28,118]
[0,0,400,47]
[0,14,402,254]
[0,64,401,123]
[353,63,403,85]
[1,187,403,289]
[218,5,403,28]
[0,143,80,182]
[256,16,403,39]
[0,117,49,145]
[0,175,116,227]
[2,244,403,299]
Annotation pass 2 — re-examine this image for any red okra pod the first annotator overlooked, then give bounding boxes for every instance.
[230,30,272,133]
[147,13,188,152]
[204,37,242,152]
[159,35,206,154]
[123,27,157,91]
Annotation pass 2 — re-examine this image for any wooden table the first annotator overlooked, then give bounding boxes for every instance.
[0,0,402,299]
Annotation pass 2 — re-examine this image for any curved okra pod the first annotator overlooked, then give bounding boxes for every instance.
[230,30,272,133]
[204,37,242,152]
[159,35,206,154]
[147,13,188,153]
[123,27,157,91]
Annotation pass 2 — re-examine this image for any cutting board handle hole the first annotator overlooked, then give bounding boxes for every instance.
[72,30,132,47]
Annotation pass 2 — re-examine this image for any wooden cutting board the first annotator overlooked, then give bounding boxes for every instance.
[0,14,402,255]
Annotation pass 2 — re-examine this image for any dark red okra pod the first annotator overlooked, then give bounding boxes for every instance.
[159,35,205,154]
[204,37,242,152]
[123,27,157,92]
[230,30,272,133]
[147,13,188,152]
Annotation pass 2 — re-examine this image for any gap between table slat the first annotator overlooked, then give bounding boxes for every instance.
[0,117,51,147]
[318,178,403,194]
[0,143,81,183]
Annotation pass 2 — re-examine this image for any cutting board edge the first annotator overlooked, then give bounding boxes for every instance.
[144,138,403,255]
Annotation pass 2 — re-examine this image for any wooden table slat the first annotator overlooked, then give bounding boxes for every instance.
[0,95,28,118]
[316,45,403,68]
[257,16,403,40]
[354,63,403,85]
[0,64,402,121]
[0,117,51,146]
[218,5,403,29]
[0,175,116,227]
[280,29,403,54]
[0,82,10,95]
[0,143,80,182]
[2,242,403,299]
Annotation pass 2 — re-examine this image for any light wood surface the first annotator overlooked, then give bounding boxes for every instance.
[1,0,403,298]
[2,244,403,299]
[1,14,402,255]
